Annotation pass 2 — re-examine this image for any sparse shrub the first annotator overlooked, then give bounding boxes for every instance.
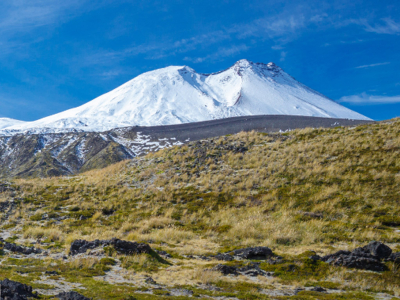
[100,257,117,266]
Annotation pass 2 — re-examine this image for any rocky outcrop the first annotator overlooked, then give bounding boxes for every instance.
[212,264,239,276]
[387,252,400,263]
[310,286,326,292]
[239,264,270,277]
[359,241,392,259]
[213,246,274,262]
[0,238,42,255]
[56,291,91,300]
[322,241,392,271]
[0,279,37,300]
[232,247,273,259]
[214,253,234,261]
[69,239,105,256]
[212,263,269,277]
[111,238,152,255]
[70,238,152,256]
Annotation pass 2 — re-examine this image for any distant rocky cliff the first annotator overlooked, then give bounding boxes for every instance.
[0,115,371,178]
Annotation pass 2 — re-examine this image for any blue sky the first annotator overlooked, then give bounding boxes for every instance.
[0,0,399,121]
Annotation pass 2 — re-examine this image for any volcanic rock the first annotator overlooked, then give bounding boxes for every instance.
[232,247,273,259]
[0,279,37,300]
[70,238,152,256]
[56,291,91,300]
[322,241,392,271]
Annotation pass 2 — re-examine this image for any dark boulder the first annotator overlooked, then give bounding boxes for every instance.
[0,279,37,300]
[310,286,326,292]
[214,253,234,261]
[45,271,58,275]
[0,238,42,255]
[2,241,42,255]
[387,252,400,263]
[110,238,151,255]
[325,253,385,271]
[322,242,393,271]
[238,264,268,277]
[212,263,269,277]
[309,255,322,261]
[69,239,106,256]
[358,241,392,259]
[69,238,152,256]
[232,247,273,259]
[322,250,351,261]
[56,291,90,300]
[212,264,239,276]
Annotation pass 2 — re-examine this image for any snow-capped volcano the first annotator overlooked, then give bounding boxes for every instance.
[0,118,26,130]
[2,59,370,134]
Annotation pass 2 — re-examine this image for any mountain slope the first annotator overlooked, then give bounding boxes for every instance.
[0,115,371,178]
[3,60,370,134]
[0,118,399,299]
[0,118,26,130]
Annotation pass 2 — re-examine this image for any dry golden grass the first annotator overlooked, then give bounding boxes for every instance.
[1,119,400,298]
[6,119,400,256]
[23,227,64,242]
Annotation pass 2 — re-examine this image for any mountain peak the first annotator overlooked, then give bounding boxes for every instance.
[231,60,282,75]
[234,59,252,67]
[1,60,370,134]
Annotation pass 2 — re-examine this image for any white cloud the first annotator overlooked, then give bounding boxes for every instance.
[0,1,89,33]
[355,62,390,69]
[280,51,287,62]
[233,14,307,40]
[309,13,328,23]
[80,12,315,67]
[0,0,99,56]
[271,45,284,50]
[338,93,400,105]
[344,18,400,35]
[363,18,400,35]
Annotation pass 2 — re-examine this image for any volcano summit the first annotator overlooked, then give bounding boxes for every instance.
[2,59,370,134]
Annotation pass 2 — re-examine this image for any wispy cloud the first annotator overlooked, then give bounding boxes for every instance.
[363,18,400,35]
[233,14,307,42]
[355,62,390,69]
[0,1,92,33]
[75,12,320,68]
[338,93,400,105]
[343,17,400,35]
[0,1,95,56]
[279,51,287,62]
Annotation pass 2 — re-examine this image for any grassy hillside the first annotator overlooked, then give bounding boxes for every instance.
[1,118,400,299]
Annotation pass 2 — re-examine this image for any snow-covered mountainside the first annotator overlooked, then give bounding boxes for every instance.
[2,59,370,134]
[0,118,26,130]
